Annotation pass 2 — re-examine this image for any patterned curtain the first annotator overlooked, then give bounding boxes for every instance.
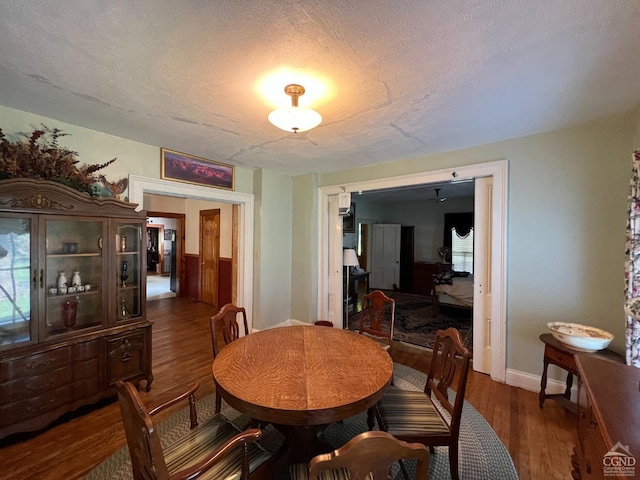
[624,149,640,367]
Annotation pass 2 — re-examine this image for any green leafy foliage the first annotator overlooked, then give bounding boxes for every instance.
[0,125,116,195]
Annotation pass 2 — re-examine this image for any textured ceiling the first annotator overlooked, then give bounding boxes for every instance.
[1,1,639,176]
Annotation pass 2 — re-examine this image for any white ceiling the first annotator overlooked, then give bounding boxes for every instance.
[1,1,639,176]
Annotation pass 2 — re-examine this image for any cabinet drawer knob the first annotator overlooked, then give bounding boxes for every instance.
[121,352,132,362]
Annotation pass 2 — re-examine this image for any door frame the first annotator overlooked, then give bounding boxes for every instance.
[317,160,508,382]
[129,175,255,330]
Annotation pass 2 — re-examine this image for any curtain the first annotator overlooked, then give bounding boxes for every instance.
[443,212,474,248]
[624,149,640,367]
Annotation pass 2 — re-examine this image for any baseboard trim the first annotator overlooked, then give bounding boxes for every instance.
[506,368,577,401]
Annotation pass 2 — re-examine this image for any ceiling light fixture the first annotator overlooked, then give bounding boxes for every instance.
[268,84,322,133]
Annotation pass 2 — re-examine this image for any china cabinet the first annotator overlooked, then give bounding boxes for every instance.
[0,179,152,439]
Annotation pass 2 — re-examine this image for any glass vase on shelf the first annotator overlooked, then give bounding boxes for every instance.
[120,261,128,287]
[62,298,78,328]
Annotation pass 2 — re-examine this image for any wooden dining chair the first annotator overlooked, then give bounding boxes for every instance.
[115,380,272,480]
[210,303,250,413]
[369,327,471,480]
[357,290,395,351]
[288,430,430,480]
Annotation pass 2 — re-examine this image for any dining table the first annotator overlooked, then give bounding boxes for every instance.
[211,324,393,469]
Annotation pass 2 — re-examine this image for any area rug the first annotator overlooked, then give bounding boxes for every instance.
[348,291,473,353]
[84,363,517,479]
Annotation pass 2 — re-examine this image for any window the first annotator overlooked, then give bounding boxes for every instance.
[451,227,473,273]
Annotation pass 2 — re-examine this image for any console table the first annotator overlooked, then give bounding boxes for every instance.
[345,271,370,314]
[538,333,623,413]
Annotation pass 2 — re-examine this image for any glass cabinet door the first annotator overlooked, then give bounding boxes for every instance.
[44,218,105,337]
[0,215,35,348]
[117,223,142,322]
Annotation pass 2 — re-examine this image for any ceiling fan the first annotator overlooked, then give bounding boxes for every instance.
[430,188,447,203]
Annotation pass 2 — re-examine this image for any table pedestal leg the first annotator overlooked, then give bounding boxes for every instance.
[274,425,335,464]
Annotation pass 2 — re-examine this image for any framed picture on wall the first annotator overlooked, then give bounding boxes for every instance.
[343,202,356,233]
[161,148,235,190]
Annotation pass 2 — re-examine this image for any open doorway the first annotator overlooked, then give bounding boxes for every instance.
[130,175,255,330]
[319,161,507,382]
[347,184,475,357]
[146,212,185,301]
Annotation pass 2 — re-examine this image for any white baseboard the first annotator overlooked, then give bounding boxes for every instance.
[506,368,577,402]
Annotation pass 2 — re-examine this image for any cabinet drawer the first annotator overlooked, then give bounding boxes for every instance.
[74,377,101,399]
[105,330,148,385]
[0,366,72,404]
[0,385,73,427]
[73,340,99,361]
[545,346,577,373]
[74,358,99,380]
[0,347,72,382]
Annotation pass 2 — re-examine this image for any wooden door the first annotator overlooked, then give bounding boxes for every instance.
[370,224,401,290]
[199,209,220,306]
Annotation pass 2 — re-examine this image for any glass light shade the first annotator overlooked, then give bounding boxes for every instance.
[268,106,322,133]
[343,248,360,267]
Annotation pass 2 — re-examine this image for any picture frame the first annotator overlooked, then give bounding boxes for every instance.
[161,148,234,191]
[343,202,356,233]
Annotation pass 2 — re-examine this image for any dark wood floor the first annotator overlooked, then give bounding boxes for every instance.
[0,296,575,480]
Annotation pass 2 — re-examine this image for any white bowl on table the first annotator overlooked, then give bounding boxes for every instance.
[547,322,614,353]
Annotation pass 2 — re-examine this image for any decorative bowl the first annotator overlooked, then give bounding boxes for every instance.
[547,322,614,352]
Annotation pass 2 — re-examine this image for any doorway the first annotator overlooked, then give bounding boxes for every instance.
[318,160,507,382]
[146,212,184,301]
[146,224,163,275]
[129,175,255,329]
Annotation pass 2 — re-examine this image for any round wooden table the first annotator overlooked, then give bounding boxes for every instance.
[212,325,393,466]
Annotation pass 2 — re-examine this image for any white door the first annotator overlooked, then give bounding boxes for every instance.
[327,195,344,327]
[370,224,401,289]
[473,177,492,374]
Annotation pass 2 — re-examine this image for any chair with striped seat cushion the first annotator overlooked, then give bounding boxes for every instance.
[370,327,470,480]
[289,431,429,480]
[115,380,272,480]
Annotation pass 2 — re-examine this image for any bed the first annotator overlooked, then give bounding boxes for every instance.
[432,272,474,316]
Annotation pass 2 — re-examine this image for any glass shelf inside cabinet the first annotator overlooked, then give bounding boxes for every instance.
[117,223,142,321]
[0,217,33,346]
[44,219,104,336]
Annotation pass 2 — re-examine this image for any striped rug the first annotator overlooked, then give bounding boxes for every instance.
[85,363,517,479]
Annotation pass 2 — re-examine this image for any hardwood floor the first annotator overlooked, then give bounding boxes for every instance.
[0,297,575,479]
